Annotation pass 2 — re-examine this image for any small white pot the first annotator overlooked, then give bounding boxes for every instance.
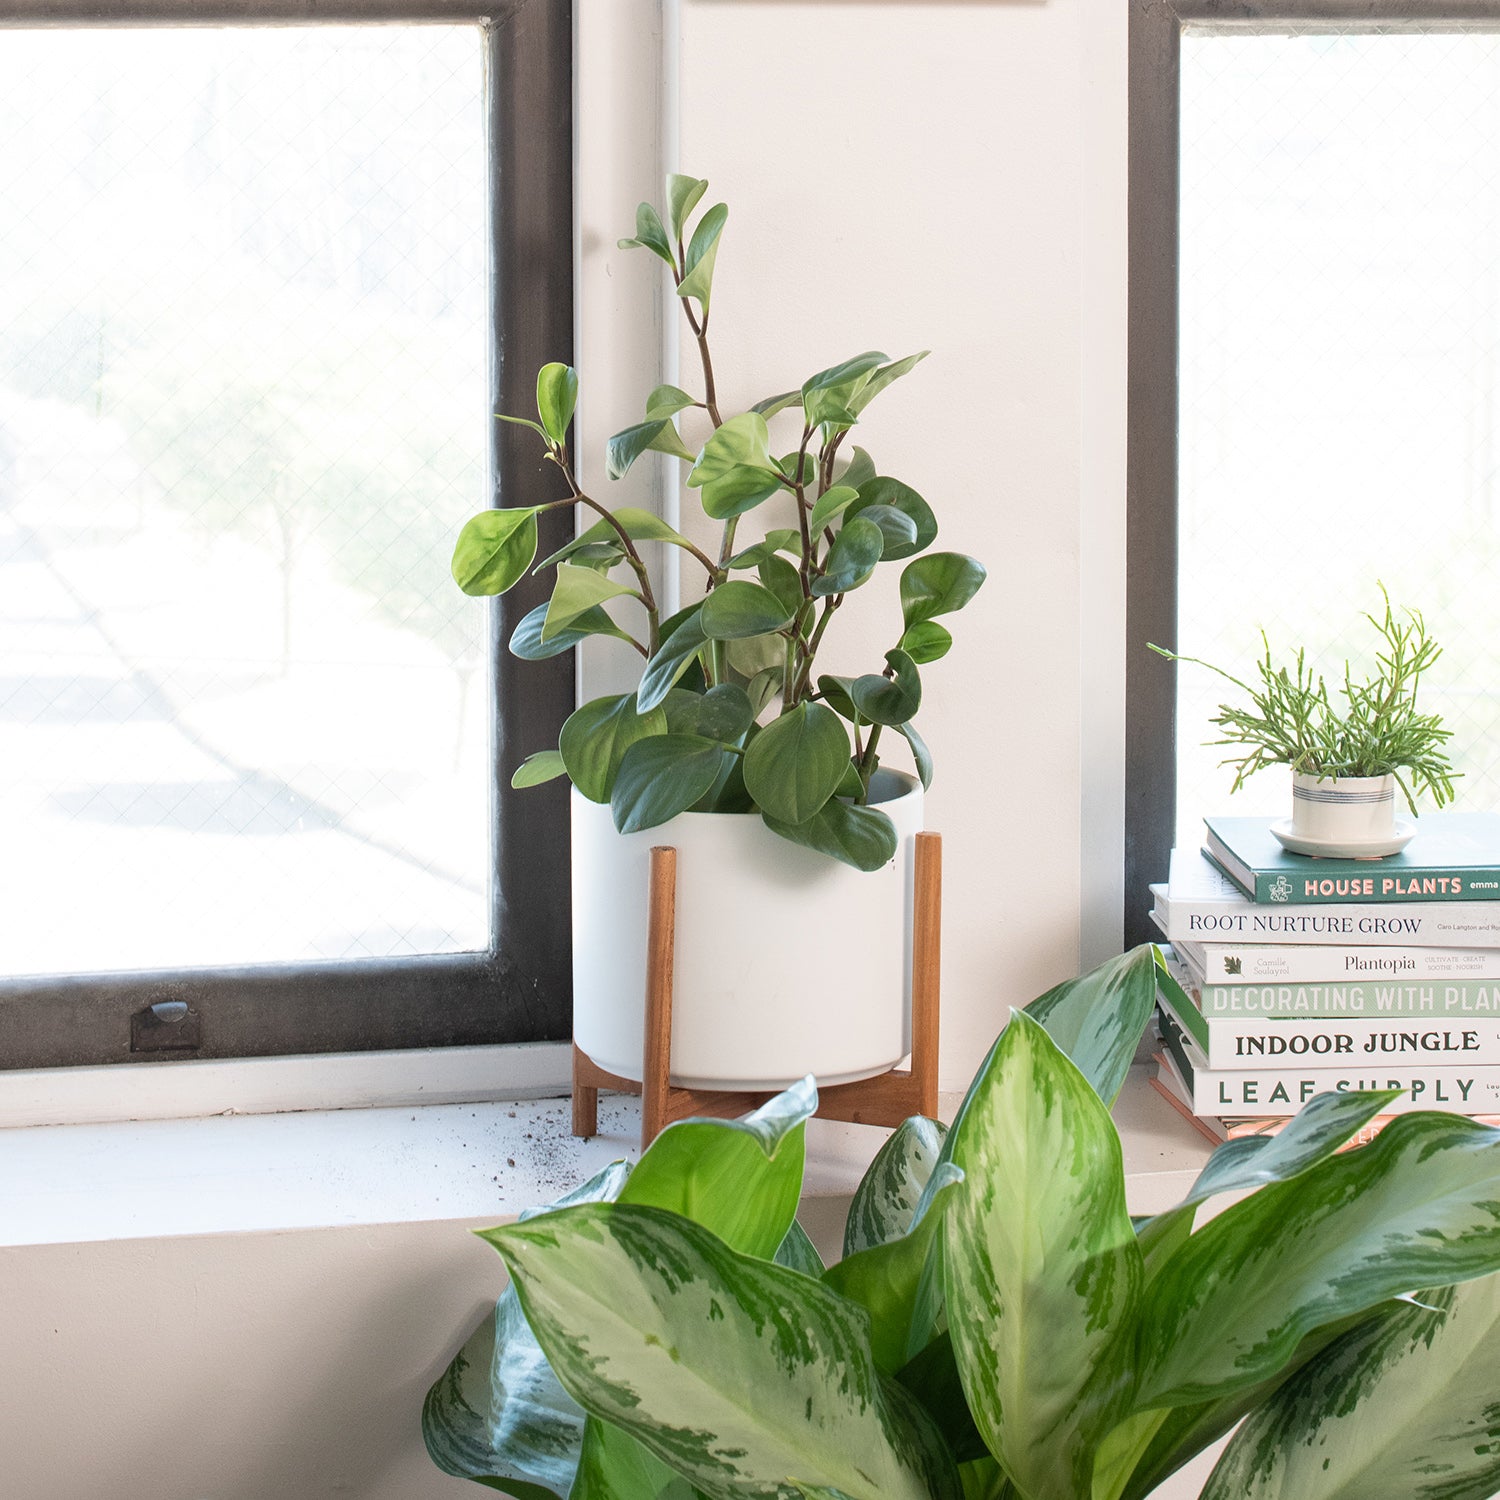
[571,771,923,1090]
[1291,771,1397,843]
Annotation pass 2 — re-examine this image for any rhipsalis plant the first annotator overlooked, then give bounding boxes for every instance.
[424,944,1500,1500]
[450,176,985,871]
[1151,587,1458,813]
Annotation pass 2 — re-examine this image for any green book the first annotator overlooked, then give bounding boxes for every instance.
[1203,812,1500,906]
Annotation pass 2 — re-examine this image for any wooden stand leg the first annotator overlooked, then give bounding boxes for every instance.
[641,847,678,1148]
[571,1044,598,1138]
[910,830,943,1119]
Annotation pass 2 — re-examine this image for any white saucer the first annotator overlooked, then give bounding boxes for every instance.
[1270,818,1416,860]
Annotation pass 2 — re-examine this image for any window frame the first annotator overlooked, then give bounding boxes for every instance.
[1125,0,1500,945]
[0,0,576,1069]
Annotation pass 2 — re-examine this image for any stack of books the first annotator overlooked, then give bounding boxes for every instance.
[1149,811,1500,1142]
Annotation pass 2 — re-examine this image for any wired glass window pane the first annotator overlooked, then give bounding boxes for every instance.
[1175,29,1500,848]
[0,26,491,976]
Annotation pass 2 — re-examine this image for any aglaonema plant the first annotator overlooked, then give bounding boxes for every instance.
[423,943,1500,1500]
[450,175,985,871]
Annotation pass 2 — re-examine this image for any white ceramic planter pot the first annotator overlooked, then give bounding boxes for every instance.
[572,770,923,1090]
[1290,771,1396,844]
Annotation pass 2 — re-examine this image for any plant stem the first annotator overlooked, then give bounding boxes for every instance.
[557,458,661,655]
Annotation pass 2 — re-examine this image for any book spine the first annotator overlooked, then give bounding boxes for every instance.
[1208,851,1500,907]
[1192,1067,1500,1117]
[1199,979,1500,1019]
[1163,897,1500,948]
[1195,945,1500,984]
[1205,1015,1500,1070]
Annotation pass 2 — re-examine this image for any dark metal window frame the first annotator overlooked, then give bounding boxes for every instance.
[0,0,575,1068]
[1125,0,1500,945]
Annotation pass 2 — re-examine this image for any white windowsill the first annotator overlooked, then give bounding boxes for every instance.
[0,1063,1213,1251]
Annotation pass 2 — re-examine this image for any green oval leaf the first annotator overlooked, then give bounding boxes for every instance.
[638,609,709,714]
[725,529,800,569]
[743,702,852,824]
[812,515,884,597]
[618,200,674,264]
[543,561,635,641]
[511,750,568,789]
[606,419,694,481]
[850,478,938,562]
[665,174,708,240]
[451,508,540,596]
[645,383,697,420]
[558,693,666,803]
[762,799,898,873]
[701,580,794,640]
[847,351,930,416]
[899,620,952,665]
[808,484,862,534]
[610,734,728,833]
[900,551,986,627]
[756,553,803,619]
[688,411,772,486]
[535,363,577,445]
[816,674,860,724]
[852,649,922,727]
[835,446,878,492]
[676,201,728,313]
[702,465,787,521]
[663,683,755,743]
[537,507,694,570]
[510,600,635,661]
[854,503,919,558]
[896,719,933,790]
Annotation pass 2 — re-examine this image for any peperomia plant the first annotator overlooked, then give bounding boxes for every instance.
[424,944,1500,1500]
[450,176,985,871]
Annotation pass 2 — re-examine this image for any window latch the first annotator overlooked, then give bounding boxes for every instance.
[130,999,202,1055]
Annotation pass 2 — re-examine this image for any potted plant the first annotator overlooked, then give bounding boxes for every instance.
[1151,589,1458,856]
[424,943,1500,1500]
[450,175,985,1089]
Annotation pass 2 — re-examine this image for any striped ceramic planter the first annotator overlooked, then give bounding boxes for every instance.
[1291,771,1396,844]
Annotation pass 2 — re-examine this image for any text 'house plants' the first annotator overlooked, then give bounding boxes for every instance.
[424,943,1500,1500]
[450,174,985,875]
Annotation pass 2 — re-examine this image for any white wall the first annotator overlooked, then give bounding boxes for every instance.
[577,0,1129,1087]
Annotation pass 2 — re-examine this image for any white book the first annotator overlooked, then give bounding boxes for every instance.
[1186,1065,1500,1117]
[1174,936,1500,985]
[1203,1015,1500,1071]
[1157,850,1500,949]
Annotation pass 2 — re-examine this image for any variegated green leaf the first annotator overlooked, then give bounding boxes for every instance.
[844,1116,949,1258]
[1023,943,1158,1106]
[1115,1305,1405,1500]
[1136,1113,1500,1410]
[775,1218,826,1277]
[618,1078,814,1259]
[1134,1083,1400,1271]
[570,1416,707,1500]
[424,1163,630,1494]
[823,1164,963,1373]
[942,1010,1142,1500]
[1204,1275,1500,1500]
[483,1204,962,1500]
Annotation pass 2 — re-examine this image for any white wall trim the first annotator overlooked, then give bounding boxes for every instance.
[0,1040,572,1130]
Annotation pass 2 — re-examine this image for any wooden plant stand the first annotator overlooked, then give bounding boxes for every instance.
[571,831,942,1149]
